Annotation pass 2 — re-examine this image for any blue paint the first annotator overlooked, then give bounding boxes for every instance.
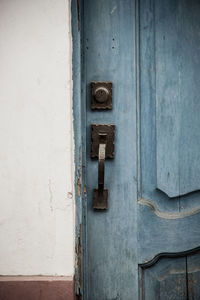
[139,1,200,297]
[72,0,200,298]
[142,257,187,300]
[84,1,138,299]
[155,0,200,198]
[71,0,85,297]
[140,0,200,211]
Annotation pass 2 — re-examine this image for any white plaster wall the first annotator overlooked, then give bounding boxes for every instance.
[0,0,74,275]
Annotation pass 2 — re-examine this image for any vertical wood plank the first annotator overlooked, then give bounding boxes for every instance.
[84,1,138,299]
[140,0,180,211]
[156,0,200,197]
[179,0,200,198]
[187,252,200,299]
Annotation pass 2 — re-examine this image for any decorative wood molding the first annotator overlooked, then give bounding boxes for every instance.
[138,198,200,219]
[139,246,200,269]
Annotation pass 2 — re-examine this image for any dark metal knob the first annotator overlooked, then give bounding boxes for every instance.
[94,86,109,103]
[91,82,112,109]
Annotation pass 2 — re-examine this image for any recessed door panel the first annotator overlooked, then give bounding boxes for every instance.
[140,0,200,206]
[140,251,200,300]
[141,257,187,300]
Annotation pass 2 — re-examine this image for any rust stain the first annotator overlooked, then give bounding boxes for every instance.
[77,178,81,197]
[84,185,87,194]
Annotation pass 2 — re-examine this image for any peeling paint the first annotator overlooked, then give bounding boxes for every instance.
[75,224,82,300]
[72,0,84,296]
[110,5,117,15]
[77,147,82,197]
[78,224,82,288]
[84,185,87,194]
[77,178,81,197]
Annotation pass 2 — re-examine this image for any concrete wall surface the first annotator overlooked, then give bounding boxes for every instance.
[0,0,74,276]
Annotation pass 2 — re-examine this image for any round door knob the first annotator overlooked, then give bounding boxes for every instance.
[94,86,109,103]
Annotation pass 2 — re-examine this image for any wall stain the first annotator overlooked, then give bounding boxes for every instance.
[48,179,53,212]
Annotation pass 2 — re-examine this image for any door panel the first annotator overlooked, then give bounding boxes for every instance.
[155,0,200,198]
[84,1,138,299]
[140,0,200,211]
[83,0,200,299]
[138,204,200,263]
[188,252,200,299]
[140,251,200,300]
[141,257,187,300]
[139,0,200,264]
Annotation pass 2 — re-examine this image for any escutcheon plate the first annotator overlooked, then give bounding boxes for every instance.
[91,124,115,159]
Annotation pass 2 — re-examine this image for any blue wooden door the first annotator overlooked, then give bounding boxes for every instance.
[84,0,200,299]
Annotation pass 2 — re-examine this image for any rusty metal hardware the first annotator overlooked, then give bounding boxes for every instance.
[91,124,115,210]
[91,82,112,110]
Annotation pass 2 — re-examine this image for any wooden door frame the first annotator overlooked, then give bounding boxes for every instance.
[71,1,86,299]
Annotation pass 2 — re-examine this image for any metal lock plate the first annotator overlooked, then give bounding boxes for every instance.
[93,189,108,210]
[91,82,112,110]
[91,124,115,159]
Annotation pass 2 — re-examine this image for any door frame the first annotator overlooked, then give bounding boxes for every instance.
[71,1,86,299]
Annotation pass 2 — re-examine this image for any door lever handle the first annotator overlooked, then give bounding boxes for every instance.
[91,124,115,210]
[94,133,108,209]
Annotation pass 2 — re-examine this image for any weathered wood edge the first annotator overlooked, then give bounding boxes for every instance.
[71,1,86,299]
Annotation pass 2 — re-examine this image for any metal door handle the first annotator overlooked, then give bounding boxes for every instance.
[91,124,115,210]
[93,133,108,209]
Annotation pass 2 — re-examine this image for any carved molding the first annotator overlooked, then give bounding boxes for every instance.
[138,198,200,219]
[139,246,200,269]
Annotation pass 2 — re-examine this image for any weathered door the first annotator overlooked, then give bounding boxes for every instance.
[83,0,200,298]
